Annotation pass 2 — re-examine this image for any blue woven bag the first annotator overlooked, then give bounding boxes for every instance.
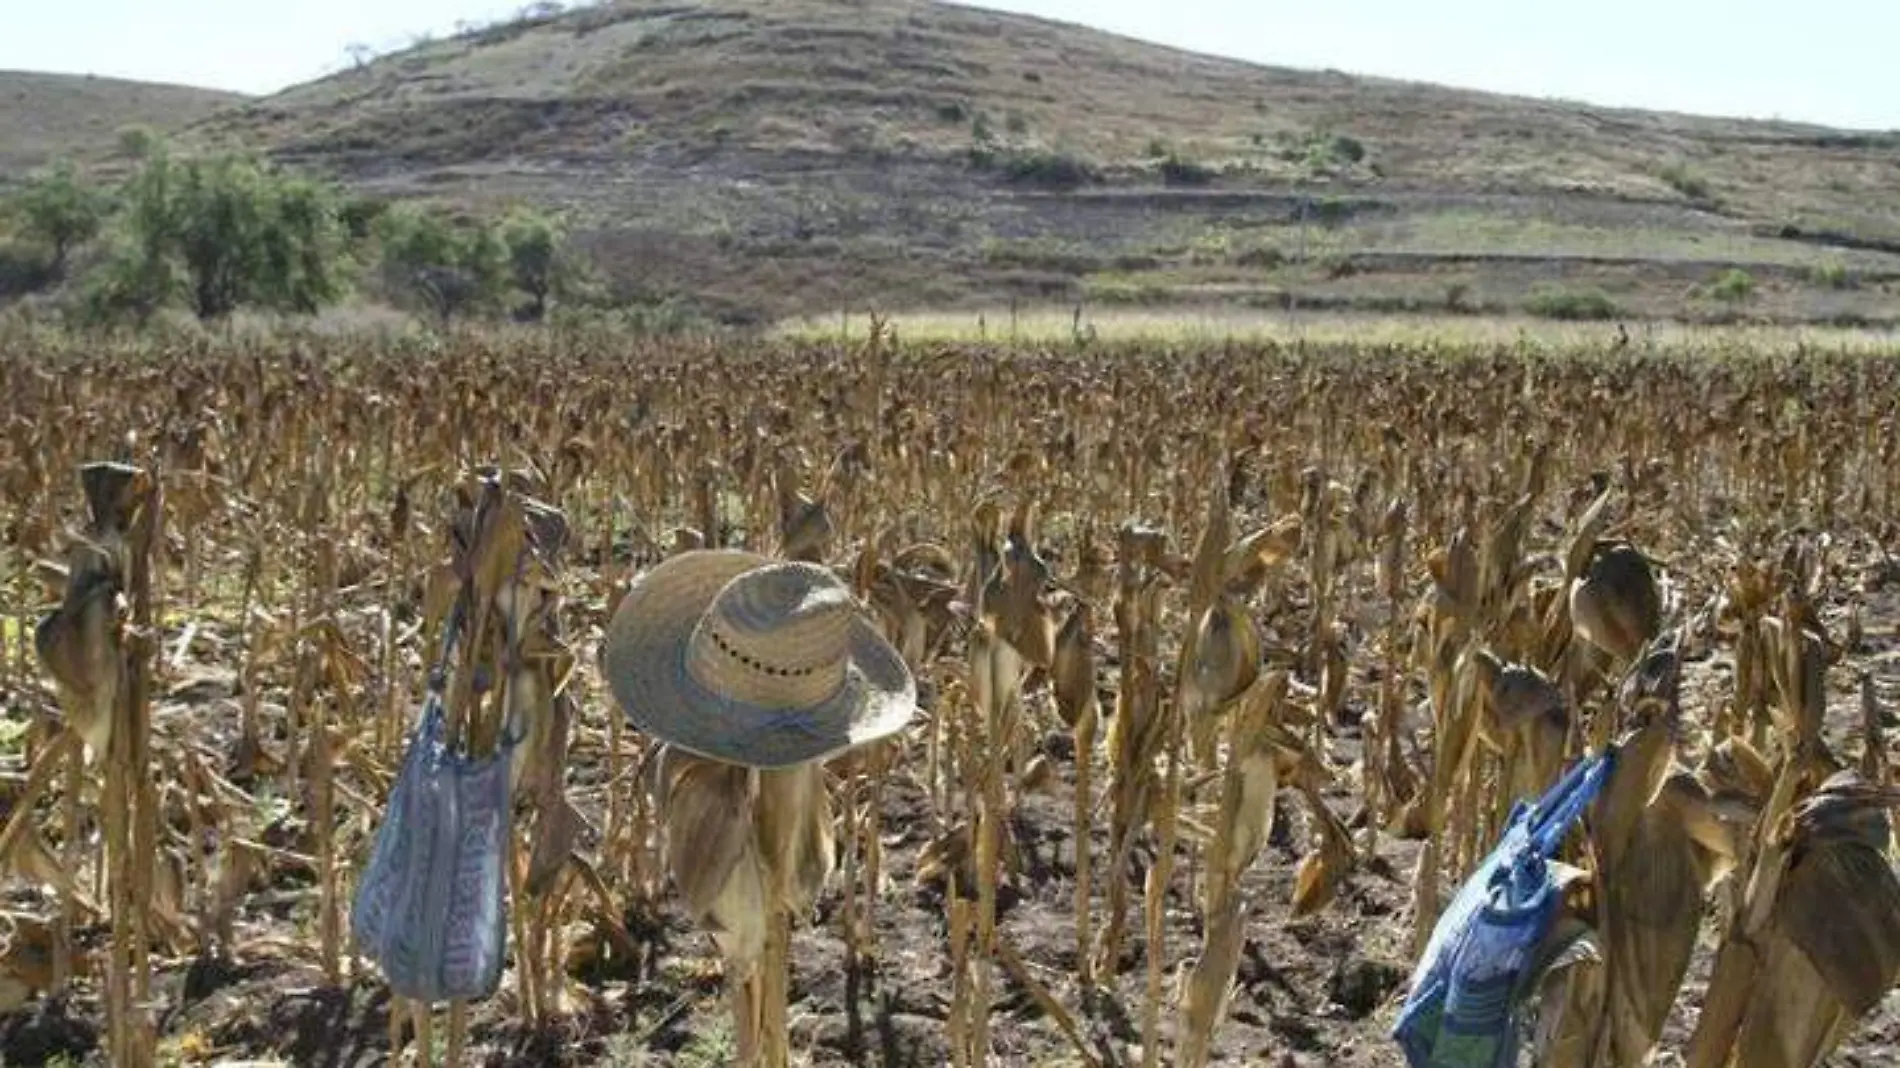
[350,680,518,1004]
[1393,748,1614,1067]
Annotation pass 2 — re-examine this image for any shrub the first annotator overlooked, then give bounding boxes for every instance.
[78,147,352,322]
[501,208,565,320]
[1234,245,1285,269]
[7,160,108,275]
[1159,154,1217,187]
[1524,287,1624,320]
[76,232,179,327]
[0,243,56,299]
[1810,261,1853,289]
[115,125,159,161]
[1707,268,1755,303]
[340,195,391,242]
[376,204,509,323]
[1659,161,1712,201]
[1311,196,1350,228]
[997,150,1099,191]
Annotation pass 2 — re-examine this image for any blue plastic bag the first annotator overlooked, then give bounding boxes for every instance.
[350,688,517,1004]
[1393,749,1614,1067]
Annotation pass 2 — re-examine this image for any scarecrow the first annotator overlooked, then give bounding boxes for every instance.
[601,549,918,1068]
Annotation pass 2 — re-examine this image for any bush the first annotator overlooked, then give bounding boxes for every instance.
[1707,268,1755,303]
[1159,154,1217,187]
[1524,287,1624,320]
[1659,161,1712,201]
[549,297,711,337]
[7,160,108,275]
[0,243,57,299]
[1810,260,1853,289]
[81,148,353,321]
[1234,245,1284,269]
[501,208,563,321]
[116,125,159,161]
[997,150,1099,191]
[340,195,391,242]
[376,204,509,323]
[1311,196,1350,228]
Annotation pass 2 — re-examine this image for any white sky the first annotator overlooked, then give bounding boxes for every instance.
[4,0,1896,130]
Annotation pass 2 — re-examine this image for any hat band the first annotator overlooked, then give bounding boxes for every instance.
[705,625,824,679]
[684,621,850,710]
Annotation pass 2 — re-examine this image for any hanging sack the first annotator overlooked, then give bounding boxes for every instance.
[1392,747,1615,1067]
[350,666,517,1004]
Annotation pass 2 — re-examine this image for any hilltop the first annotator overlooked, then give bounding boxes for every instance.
[16,0,1900,324]
[0,71,246,181]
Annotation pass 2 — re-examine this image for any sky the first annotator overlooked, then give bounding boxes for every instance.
[3,0,1897,131]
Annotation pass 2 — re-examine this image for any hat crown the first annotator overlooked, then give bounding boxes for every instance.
[686,562,854,708]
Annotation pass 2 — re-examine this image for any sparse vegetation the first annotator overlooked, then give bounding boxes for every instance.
[1708,267,1756,303]
[1811,260,1854,289]
[1659,160,1714,202]
[6,160,108,275]
[996,148,1100,190]
[1524,285,1625,320]
[1159,153,1218,187]
[375,203,509,323]
[1234,244,1285,269]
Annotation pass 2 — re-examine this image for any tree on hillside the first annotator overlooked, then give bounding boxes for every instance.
[253,173,350,314]
[85,147,352,322]
[501,208,564,321]
[377,204,509,324]
[83,148,185,324]
[11,160,108,275]
[170,154,268,319]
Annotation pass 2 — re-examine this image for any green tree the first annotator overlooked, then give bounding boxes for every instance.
[87,147,351,322]
[170,154,269,319]
[85,149,185,324]
[501,209,563,321]
[116,125,160,161]
[253,173,349,314]
[1708,268,1755,303]
[377,205,509,323]
[11,160,108,274]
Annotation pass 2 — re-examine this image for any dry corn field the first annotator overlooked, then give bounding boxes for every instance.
[6,322,1900,1068]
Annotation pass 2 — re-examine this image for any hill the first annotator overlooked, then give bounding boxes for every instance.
[33,1,1900,324]
[0,71,246,182]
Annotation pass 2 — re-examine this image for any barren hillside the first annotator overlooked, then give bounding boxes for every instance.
[18,0,1900,322]
[0,70,245,181]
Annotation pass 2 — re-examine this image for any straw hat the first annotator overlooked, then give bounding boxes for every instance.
[602,550,917,768]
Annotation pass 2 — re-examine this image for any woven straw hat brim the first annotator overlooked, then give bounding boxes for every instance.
[603,549,916,768]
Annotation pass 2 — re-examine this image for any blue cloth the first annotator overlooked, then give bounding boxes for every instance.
[1393,749,1614,1067]
[351,691,517,1004]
